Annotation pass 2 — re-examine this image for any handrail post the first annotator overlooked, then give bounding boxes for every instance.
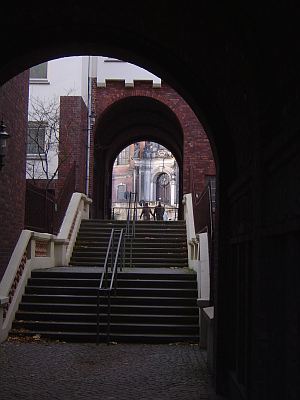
[96,291,100,345]
[130,235,133,268]
[111,230,114,272]
[122,231,125,271]
[107,291,111,345]
[96,228,124,345]
[96,228,114,345]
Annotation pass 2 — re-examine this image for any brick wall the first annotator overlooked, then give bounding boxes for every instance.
[0,71,29,279]
[58,96,88,195]
[26,179,57,191]
[112,166,134,202]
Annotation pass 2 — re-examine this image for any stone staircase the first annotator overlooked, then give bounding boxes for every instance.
[10,268,199,343]
[10,220,199,344]
[70,219,188,268]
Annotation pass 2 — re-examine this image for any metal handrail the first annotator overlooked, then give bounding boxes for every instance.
[96,228,124,345]
[194,182,214,241]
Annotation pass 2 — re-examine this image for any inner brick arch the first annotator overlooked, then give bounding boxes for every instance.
[93,95,184,161]
[92,95,187,219]
[91,85,216,200]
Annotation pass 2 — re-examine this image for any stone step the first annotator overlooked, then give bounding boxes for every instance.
[27,277,196,289]
[70,255,187,263]
[15,311,199,324]
[31,270,196,280]
[21,294,197,306]
[19,302,199,315]
[81,219,186,225]
[10,330,199,344]
[25,286,197,298]
[12,320,199,335]
[69,261,188,268]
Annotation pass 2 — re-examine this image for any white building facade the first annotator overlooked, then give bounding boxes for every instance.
[26,56,90,183]
[112,141,179,221]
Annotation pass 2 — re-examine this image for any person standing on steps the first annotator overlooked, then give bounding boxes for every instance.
[153,201,165,221]
[140,202,154,220]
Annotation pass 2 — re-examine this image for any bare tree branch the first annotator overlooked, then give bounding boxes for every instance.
[26,94,73,191]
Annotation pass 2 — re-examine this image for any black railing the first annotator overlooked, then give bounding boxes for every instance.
[193,183,214,240]
[189,165,216,303]
[189,165,215,237]
[96,228,124,345]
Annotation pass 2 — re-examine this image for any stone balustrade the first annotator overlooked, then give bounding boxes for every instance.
[0,192,92,343]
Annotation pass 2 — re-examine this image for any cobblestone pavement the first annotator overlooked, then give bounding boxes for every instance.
[0,339,222,400]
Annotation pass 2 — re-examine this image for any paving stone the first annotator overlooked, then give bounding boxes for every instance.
[0,340,221,400]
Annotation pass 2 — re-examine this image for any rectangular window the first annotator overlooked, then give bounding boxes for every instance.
[117,146,130,165]
[27,122,46,155]
[30,62,48,80]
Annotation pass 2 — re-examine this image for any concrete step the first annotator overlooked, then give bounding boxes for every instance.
[19,303,199,315]
[70,255,187,263]
[27,277,196,289]
[15,311,199,324]
[69,261,188,268]
[31,270,196,280]
[9,330,199,344]
[21,294,197,306]
[81,219,186,225]
[25,286,198,298]
[12,320,199,335]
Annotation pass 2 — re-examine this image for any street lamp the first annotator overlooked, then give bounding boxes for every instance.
[0,120,10,170]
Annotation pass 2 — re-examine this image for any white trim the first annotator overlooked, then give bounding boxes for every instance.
[29,79,50,85]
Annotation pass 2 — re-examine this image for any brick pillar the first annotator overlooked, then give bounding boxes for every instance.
[0,71,29,279]
[58,96,88,195]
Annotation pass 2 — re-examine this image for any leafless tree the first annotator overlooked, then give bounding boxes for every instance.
[26,94,72,190]
[26,94,75,232]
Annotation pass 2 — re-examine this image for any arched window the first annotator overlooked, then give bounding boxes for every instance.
[117,184,126,201]
[156,173,170,204]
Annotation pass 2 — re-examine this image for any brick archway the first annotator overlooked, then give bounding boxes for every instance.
[91,89,215,219]
[92,94,184,218]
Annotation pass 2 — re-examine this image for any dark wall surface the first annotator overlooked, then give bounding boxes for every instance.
[0,3,299,399]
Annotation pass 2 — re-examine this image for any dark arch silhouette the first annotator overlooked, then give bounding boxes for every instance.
[0,4,298,399]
